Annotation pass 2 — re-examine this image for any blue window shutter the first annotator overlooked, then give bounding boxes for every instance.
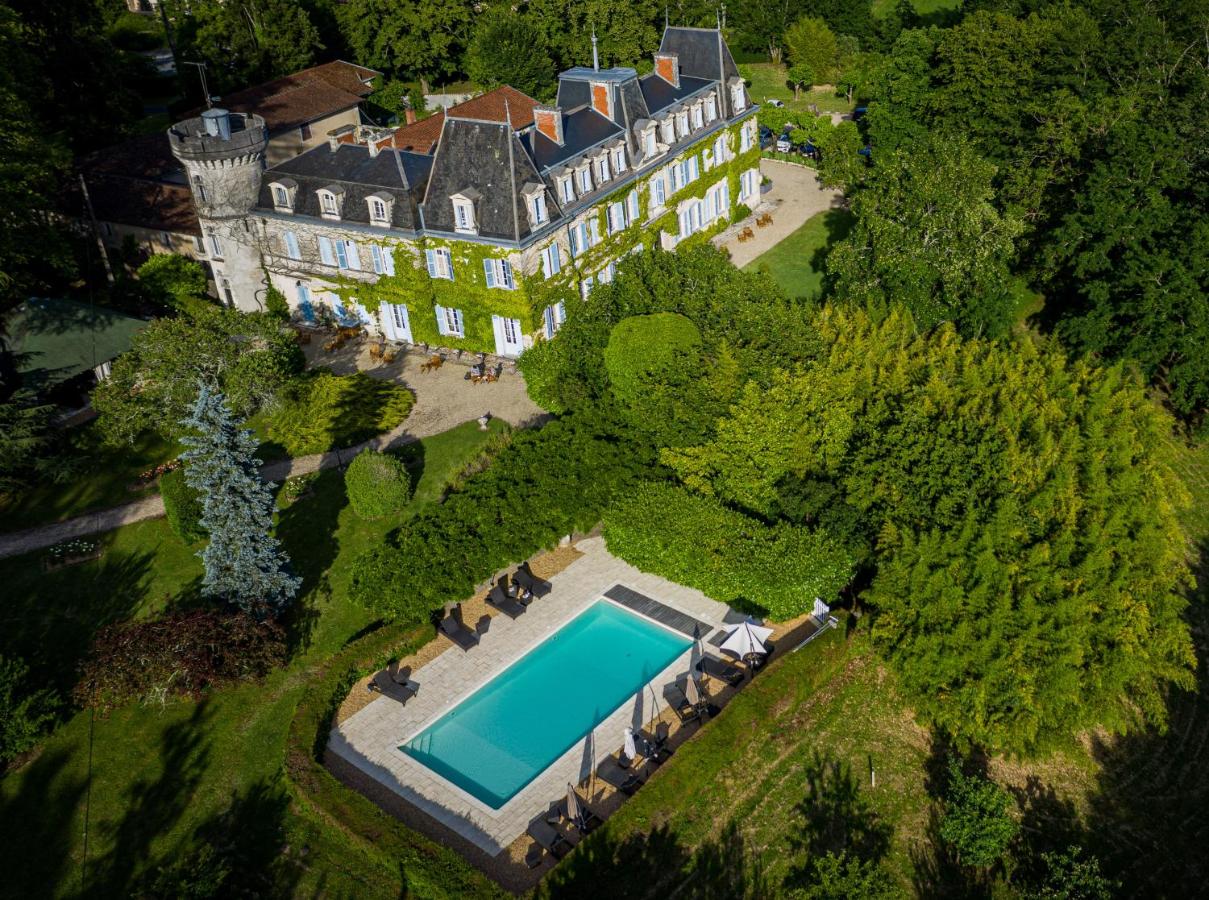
[371,244,383,274]
[425,249,437,277]
[443,250,454,282]
[345,241,361,270]
[434,304,447,335]
[552,243,561,272]
[628,191,639,223]
[483,258,495,288]
[319,236,335,266]
[335,241,348,269]
[453,308,463,335]
[383,247,395,276]
[285,231,299,259]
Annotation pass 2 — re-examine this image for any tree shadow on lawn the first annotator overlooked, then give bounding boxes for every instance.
[783,750,894,891]
[86,701,215,894]
[808,209,856,298]
[275,468,348,656]
[0,744,89,898]
[538,821,769,899]
[0,546,160,699]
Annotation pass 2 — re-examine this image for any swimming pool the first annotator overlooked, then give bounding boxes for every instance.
[401,600,691,809]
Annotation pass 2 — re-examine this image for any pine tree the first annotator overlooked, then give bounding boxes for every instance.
[180,385,300,617]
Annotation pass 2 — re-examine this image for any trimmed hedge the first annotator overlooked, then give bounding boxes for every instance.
[345,449,413,519]
[160,467,206,543]
[284,620,505,898]
[266,372,413,457]
[603,482,854,621]
[350,414,654,622]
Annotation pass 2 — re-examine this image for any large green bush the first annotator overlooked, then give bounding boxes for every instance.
[604,313,718,447]
[0,654,58,763]
[266,371,413,457]
[136,254,209,311]
[603,481,854,621]
[344,449,413,519]
[350,415,654,622]
[160,466,206,543]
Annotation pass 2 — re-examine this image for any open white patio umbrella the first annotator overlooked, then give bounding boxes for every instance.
[720,619,774,663]
[566,783,585,830]
[623,727,638,762]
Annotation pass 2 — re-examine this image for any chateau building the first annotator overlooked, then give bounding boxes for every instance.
[168,27,760,357]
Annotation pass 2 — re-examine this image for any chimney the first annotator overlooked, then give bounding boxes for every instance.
[405,107,417,125]
[591,29,599,71]
[590,82,612,118]
[327,123,356,151]
[654,52,679,88]
[534,106,563,146]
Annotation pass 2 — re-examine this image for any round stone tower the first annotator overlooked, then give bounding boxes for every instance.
[168,109,269,311]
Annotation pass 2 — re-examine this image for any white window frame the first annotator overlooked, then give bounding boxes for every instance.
[318,189,340,219]
[676,112,689,138]
[660,119,675,145]
[714,134,727,164]
[452,198,476,233]
[531,192,548,225]
[542,242,562,278]
[283,231,300,260]
[691,104,703,130]
[371,244,396,276]
[705,94,717,122]
[207,231,223,259]
[740,122,753,152]
[643,128,657,158]
[425,247,454,280]
[578,165,593,194]
[732,84,746,112]
[543,301,566,338]
[627,190,640,225]
[652,173,667,208]
[607,201,625,235]
[272,184,290,208]
[368,196,390,226]
[436,305,464,337]
[612,146,626,173]
[318,236,336,266]
[596,154,610,184]
[581,275,595,299]
[483,257,516,290]
[559,176,575,204]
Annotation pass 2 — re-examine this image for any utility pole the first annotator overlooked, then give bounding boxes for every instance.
[77,174,115,286]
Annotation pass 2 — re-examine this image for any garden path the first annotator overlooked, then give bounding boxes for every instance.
[0,348,546,559]
[713,158,844,268]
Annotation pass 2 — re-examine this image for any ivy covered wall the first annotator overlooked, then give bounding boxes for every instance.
[282,114,760,357]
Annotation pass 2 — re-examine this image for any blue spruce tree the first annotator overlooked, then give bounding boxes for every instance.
[180,384,300,616]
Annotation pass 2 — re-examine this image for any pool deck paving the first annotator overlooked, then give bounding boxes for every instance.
[327,536,733,856]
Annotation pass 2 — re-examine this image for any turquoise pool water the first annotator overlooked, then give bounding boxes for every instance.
[401,601,691,809]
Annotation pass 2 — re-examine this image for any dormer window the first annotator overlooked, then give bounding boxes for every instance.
[558,174,575,204]
[578,165,593,195]
[272,185,290,208]
[731,81,746,112]
[595,154,610,184]
[521,182,548,228]
[366,193,392,227]
[691,103,703,130]
[611,145,626,174]
[705,94,717,123]
[676,111,689,138]
[450,189,480,234]
[660,118,675,145]
[317,186,344,220]
[643,128,657,158]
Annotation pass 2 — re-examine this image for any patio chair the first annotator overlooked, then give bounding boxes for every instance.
[640,723,675,763]
[527,819,574,862]
[513,561,552,599]
[664,683,702,725]
[598,755,644,796]
[486,583,526,619]
[696,653,745,688]
[438,604,479,650]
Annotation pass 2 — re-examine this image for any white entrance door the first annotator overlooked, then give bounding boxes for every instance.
[492,315,524,357]
[381,302,412,343]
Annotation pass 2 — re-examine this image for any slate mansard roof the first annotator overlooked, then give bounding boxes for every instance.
[253,27,752,244]
[258,144,432,233]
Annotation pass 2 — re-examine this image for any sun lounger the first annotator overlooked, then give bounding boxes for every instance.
[438,606,479,650]
[557,791,604,832]
[527,819,574,861]
[512,561,552,598]
[486,584,526,619]
[664,683,702,725]
[696,653,745,687]
[598,756,644,796]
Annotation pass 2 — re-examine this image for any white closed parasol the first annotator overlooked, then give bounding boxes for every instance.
[720,619,774,662]
[623,727,638,762]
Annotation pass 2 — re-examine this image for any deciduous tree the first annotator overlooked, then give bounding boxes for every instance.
[465,8,555,100]
[784,16,839,83]
[939,760,1019,869]
[336,0,475,92]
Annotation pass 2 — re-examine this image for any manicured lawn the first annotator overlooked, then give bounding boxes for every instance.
[743,208,855,299]
[739,63,855,115]
[0,427,178,533]
[0,420,507,898]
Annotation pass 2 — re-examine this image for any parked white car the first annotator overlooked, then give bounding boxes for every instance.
[775,134,792,153]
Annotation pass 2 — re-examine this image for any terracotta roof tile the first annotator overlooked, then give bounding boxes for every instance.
[382,86,541,156]
[216,60,381,134]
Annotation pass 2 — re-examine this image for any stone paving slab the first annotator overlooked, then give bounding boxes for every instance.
[328,536,732,856]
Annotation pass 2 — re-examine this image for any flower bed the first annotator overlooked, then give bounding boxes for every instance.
[44,538,103,571]
[127,458,181,491]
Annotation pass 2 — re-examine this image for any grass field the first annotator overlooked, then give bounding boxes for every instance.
[739,63,855,116]
[743,209,855,299]
[0,420,507,898]
[0,427,178,533]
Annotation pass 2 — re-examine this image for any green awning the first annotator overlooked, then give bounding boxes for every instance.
[7,297,149,389]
